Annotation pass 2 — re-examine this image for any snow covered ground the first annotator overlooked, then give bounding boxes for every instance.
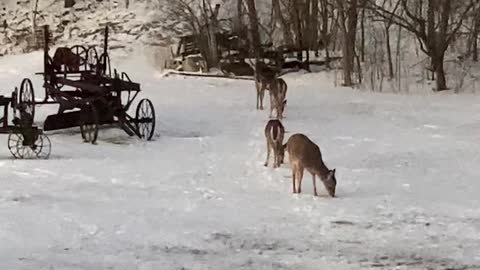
[1,52,480,270]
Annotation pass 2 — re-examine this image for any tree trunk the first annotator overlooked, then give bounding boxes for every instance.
[202,1,220,68]
[433,54,447,91]
[235,0,243,32]
[472,12,480,62]
[320,0,330,66]
[360,4,365,62]
[385,26,394,80]
[474,36,478,62]
[246,0,262,59]
[310,0,319,53]
[342,33,355,86]
[338,0,358,87]
[272,0,293,46]
[291,0,303,61]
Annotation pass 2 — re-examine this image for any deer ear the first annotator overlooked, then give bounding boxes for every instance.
[327,169,336,179]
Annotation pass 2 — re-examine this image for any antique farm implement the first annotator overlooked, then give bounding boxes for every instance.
[0,82,51,159]
[21,25,156,144]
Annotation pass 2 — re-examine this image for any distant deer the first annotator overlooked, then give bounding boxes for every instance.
[264,119,285,168]
[255,77,268,110]
[268,78,287,119]
[284,133,337,197]
[254,61,278,110]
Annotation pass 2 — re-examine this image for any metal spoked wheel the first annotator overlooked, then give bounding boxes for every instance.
[80,103,99,144]
[8,132,51,159]
[19,78,35,119]
[135,98,156,141]
[70,45,87,66]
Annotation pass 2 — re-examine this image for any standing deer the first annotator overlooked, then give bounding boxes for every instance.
[269,78,287,119]
[264,119,285,168]
[284,133,337,197]
[254,61,278,110]
[255,77,269,110]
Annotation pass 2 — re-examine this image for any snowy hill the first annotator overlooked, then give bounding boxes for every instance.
[0,0,180,56]
[1,52,480,269]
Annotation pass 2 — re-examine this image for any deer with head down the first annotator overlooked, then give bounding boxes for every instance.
[284,133,337,197]
[264,119,285,168]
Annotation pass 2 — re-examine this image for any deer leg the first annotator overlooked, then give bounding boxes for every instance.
[279,101,284,120]
[297,167,304,193]
[273,142,280,168]
[292,165,297,193]
[312,174,318,196]
[269,94,275,118]
[261,86,267,110]
[260,88,265,110]
[256,89,260,110]
[273,144,279,168]
[276,103,281,120]
[255,81,260,110]
[264,140,271,167]
[272,149,277,168]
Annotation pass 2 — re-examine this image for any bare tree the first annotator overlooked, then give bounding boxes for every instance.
[246,0,262,59]
[372,0,401,80]
[164,0,221,68]
[468,5,480,61]
[310,0,319,51]
[337,0,359,87]
[370,0,480,91]
[319,0,332,64]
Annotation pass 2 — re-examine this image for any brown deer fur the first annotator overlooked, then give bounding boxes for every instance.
[254,62,277,110]
[285,133,337,197]
[264,119,285,168]
[269,78,287,119]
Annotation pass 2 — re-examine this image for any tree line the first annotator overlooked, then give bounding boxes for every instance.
[166,0,480,92]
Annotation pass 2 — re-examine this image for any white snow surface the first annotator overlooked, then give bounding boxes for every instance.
[1,52,480,270]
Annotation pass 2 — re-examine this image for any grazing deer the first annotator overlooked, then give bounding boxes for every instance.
[284,133,337,197]
[269,78,287,119]
[264,119,285,168]
[254,62,278,110]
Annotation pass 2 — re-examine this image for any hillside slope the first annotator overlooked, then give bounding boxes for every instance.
[0,0,180,56]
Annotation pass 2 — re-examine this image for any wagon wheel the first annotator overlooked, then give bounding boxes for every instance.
[86,47,99,71]
[80,103,99,144]
[8,132,51,159]
[19,78,35,120]
[135,98,156,141]
[70,45,87,66]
